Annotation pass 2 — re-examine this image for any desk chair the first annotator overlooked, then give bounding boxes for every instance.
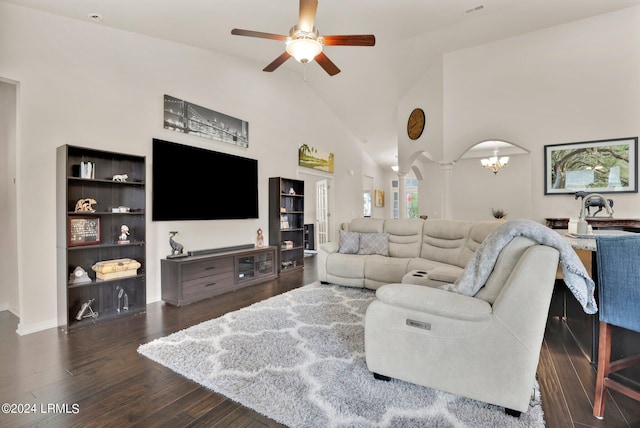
[593,235,640,419]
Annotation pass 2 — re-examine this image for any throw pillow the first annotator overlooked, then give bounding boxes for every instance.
[358,232,389,256]
[338,230,360,254]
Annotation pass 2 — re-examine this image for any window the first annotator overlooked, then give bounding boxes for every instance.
[391,178,419,219]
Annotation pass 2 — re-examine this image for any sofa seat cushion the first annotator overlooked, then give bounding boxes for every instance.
[407,258,451,272]
[326,253,366,279]
[364,255,410,284]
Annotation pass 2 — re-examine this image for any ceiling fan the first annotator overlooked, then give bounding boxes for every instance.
[231,0,375,76]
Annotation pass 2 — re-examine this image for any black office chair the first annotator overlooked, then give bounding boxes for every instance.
[593,235,640,419]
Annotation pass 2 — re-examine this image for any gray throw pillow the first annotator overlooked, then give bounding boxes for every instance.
[339,230,360,254]
[358,232,389,256]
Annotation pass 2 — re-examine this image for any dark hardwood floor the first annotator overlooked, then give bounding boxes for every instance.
[1,256,638,427]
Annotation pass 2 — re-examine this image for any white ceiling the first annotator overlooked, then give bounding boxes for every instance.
[5,0,640,170]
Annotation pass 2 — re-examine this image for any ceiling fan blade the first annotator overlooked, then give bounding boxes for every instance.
[315,52,340,76]
[298,0,318,33]
[263,52,292,72]
[321,34,376,46]
[231,28,287,41]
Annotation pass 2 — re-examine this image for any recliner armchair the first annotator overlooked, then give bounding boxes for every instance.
[364,236,560,415]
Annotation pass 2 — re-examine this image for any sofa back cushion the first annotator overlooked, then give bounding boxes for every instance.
[383,218,424,258]
[474,236,538,304]
[420,220,474,267]
[458,221,502,267]
[349,218,385,233]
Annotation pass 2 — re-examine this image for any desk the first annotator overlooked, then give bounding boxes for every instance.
[554,230,640,385]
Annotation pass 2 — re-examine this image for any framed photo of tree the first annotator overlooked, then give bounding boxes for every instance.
[544,137,638,194]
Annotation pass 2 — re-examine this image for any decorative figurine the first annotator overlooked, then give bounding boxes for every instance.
[75,298,98,321]
[118,225,130,244]
[116,286,129,312]
[256,228,264,248]
[168,231,187,258]
[112,174,128,182]
[69,266,91,284]
[574,191,614,217]
[289,188,296,195]
[74,198,97,212]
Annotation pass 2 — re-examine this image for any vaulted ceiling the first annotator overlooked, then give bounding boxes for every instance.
[4,0,640,170]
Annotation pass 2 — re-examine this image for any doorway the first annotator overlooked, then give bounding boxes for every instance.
[298,171,333,250]
[315,179,328,245]
[0,79,20,319]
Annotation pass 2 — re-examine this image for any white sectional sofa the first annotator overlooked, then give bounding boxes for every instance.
[317,218,501,289]
[319,217,565,414]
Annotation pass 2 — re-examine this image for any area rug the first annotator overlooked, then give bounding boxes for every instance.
[138,282,544,427]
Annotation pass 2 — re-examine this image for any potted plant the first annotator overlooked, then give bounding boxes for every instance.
[492,208,507,220]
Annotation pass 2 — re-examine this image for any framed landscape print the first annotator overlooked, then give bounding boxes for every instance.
[374,190,385,207]
[544,137,638,194]
[298,144,334,173]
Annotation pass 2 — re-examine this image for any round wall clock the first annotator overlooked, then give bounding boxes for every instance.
[407,108,425,140]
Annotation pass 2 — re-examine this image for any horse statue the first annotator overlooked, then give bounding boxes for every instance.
[168,231,185,257]
[574,191,614,217]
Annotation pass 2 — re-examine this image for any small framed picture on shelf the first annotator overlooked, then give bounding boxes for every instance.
[68,216,101,246]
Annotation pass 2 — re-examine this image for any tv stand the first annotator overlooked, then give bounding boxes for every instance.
[161,246,277,306]
[188,244,255,257]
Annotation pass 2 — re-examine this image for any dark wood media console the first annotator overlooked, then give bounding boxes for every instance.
[161,246,278,306]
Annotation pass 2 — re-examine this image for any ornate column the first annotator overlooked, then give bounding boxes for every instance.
[439,162,454,219]
[398,172,407,219]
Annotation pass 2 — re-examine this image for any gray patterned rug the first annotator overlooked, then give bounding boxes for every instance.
[138,282,544,427]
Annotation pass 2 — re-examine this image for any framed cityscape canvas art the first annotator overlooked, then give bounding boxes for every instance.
[163,95,249,148]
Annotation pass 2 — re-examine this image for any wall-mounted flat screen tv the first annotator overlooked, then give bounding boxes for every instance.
[152,138,258,221]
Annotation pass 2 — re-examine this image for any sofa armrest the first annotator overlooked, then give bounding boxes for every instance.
[375,283,492,321]
[317,241,339,282]
[319,241,339,254]
[428,266,464,283]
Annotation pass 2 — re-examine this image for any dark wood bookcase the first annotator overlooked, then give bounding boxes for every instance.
[269,177,305,272]
[56,145,146,331]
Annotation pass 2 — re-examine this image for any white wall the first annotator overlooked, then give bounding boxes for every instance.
[0,3,372,334]
[401,6,640,221]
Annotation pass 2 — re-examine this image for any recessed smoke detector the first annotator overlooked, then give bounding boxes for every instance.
[465,4,485,14]
[88,13,103,23]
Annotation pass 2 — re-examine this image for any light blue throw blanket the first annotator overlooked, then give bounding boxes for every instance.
[441,219,597,314]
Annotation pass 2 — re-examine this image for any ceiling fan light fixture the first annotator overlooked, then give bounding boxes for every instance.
[286,38,322,63]
[286,25,322,63]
